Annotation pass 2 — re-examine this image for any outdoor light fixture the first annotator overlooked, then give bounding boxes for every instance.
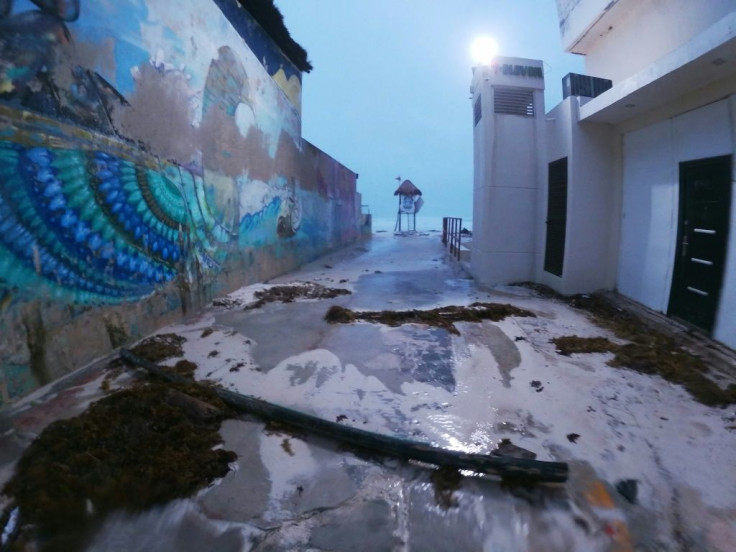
[470,35,498,65]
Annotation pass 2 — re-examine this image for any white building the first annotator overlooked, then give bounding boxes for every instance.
[471,0,736,349]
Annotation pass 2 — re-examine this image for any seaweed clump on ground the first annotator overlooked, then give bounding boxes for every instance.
[128,333,186,363]
[128,333,198,380]
[324,302,535,335]
[430,466,463,509]
[1,382,235,550]
[102,333,193,392]
[540,291,736,407]
[246,282,351,310]
[552,336,617,356]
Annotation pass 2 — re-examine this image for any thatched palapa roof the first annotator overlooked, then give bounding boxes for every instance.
[393,179,422,196]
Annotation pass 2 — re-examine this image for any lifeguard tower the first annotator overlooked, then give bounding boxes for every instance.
[393,178,423,233]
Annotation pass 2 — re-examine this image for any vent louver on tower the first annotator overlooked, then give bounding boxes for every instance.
[493,87,535,117]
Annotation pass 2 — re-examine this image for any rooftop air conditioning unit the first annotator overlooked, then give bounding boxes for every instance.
[562,73,612,99]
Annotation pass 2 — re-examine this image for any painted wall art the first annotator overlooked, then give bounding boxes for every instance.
[0,0,360,405]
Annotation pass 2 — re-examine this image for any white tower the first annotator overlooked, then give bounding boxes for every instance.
[470,57,545,285]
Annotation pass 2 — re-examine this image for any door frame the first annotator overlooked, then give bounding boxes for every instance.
[667,154,732,333]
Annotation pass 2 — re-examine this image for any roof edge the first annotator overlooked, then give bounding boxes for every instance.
[237,0,312,72]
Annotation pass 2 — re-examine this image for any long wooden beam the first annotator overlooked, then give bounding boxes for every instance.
[120,349,568,483]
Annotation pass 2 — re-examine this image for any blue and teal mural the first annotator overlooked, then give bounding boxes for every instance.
[0,0,359,405]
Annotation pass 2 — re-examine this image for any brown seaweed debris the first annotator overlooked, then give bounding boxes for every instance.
[121,334,199,382]
[325,302,535,335]
[246,282,351,310]
[551,336,617,356]
[101,333,189,391]
[544,292,736,406]
[280,438,295,456]
[430,466,463,509]
[167,359,197,380]
[552,334,736,406]
[513,281,563,299]
[128,333,186,363]
[212,297,243,309]
[610,340,736,406]
[516,284,736,406]
[2,382,235,550]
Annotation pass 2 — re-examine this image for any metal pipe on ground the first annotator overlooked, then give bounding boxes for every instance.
[120,349,569,483]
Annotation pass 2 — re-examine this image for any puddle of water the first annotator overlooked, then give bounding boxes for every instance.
[87,500,258,552]
[215,299,346,373]
[324,324,456,394]
[351,270,473,310]
[405,470,609,552]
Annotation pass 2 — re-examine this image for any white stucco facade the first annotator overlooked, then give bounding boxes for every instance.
[556,0,734,83]
[618,100,733,313]
[471,0,736,348]
[537,97,619,295]
[616,97,736,348]
[470,57,546,285]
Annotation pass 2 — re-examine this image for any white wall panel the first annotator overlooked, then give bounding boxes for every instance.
[619,119,676,312]
[619,100,733,322]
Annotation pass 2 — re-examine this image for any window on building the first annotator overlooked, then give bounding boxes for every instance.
[474,95,482,126]
[493,87,535,117]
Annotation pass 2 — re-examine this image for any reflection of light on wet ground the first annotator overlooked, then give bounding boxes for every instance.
[425,413,498,454]
[88,499,257,552]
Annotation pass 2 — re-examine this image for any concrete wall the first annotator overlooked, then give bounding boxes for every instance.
[617,98,734,347]
[539,97,619,295]
[563,101,619,294]
[0,0,361,407]
[557,0,735,83]
[537,99,574,291]
[555,0,626,53]
[716,95,736,349]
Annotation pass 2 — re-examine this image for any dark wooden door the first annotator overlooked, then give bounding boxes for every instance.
[544,158,568,277]
[668,155,732,333]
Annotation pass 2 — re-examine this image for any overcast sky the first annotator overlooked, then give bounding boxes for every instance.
[276,1,585,221]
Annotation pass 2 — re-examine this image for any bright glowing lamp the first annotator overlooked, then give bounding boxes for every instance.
[470,36,498,65]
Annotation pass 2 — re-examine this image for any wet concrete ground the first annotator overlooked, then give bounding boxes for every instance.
[2,231,736,551]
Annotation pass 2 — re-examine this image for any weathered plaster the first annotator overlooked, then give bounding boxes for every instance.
[0,0,361,407]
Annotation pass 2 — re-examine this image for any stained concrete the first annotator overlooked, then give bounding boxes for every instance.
[88,501,251,552]
[351,270,469,310]
[308,499,397,552]
[323,324,456,394]
[199,420,271,525]
[217,300,338,374]
[461,321,521,387]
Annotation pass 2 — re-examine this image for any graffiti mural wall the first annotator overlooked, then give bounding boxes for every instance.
[0,0,360,405]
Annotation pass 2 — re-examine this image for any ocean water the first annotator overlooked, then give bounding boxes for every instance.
[370,215,472,233]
